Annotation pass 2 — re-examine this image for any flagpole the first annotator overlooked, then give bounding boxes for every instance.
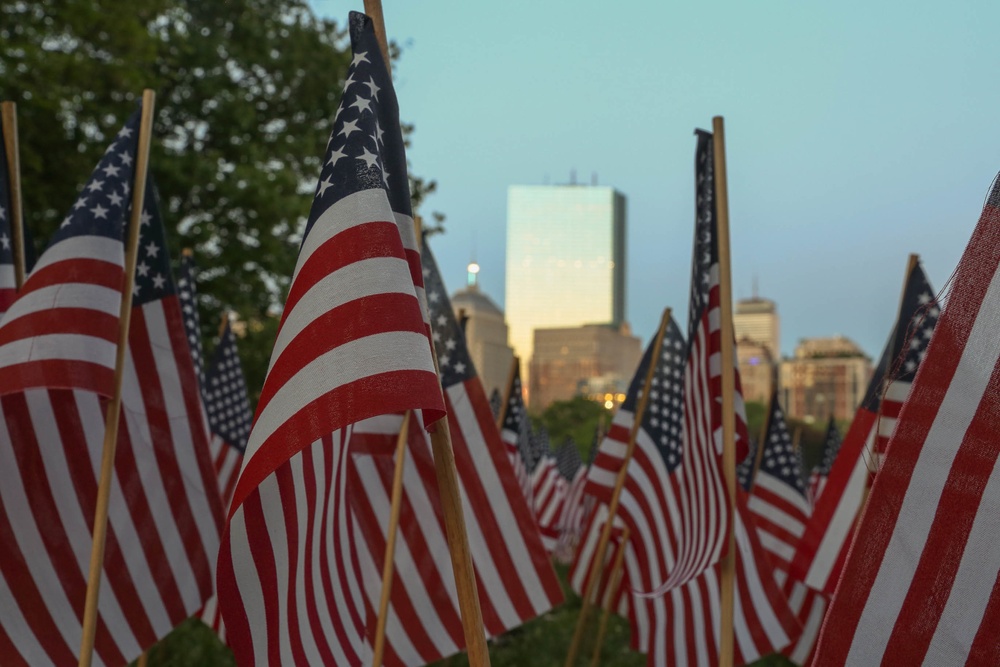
[712,115,738,667]
[371,411,412,667]
[588,525,630,667]
[78,89,156,667]
[564,307,671,667]
[861,253,919,502]
[496,355,519,430]
[1,102,26,288]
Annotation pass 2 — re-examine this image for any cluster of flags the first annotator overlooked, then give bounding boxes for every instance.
[2,5,999,667]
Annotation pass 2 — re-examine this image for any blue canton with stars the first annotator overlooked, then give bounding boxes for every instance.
[177,252,206,387]
[500,363,534,469]
[52,108,141,247]
[634,318,688,473]
[758,396,807,497]
[0,121,13,267]
[204,321,253,451]
[303,12,411,241]
[737,437,758,491]
[688,130,717,346]
[421,239,478,389]
[862,262,939,410]
[528,425,552,474]
[814,417,842,477]
[555,440,582,481]
[131,176,178,306]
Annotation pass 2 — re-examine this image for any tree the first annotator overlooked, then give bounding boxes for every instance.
[535,396,612,459]
[0,0,438,400]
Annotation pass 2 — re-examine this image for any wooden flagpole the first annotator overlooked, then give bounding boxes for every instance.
[371,411,412,667]
[712,115,738,667]
[860,253,919,506]
[496,355,519,430]
[564,307,671,667]
[78,89,156,667]
[588,525,630,667]
[1,101,26,289]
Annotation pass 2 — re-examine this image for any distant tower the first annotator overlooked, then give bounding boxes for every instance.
[451,263,515,399]
[504,184,627,388]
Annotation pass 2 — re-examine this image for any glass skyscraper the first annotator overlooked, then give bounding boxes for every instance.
[505,184,626,373]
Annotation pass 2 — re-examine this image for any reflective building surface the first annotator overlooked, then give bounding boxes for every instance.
[505,184,626,393]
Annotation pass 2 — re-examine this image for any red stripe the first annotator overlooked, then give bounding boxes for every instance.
[0,358,117,397]
[347,456,441,662]
[49,392,155,660]
[20,257,122,296]
[789,408,876,585]
[256,291,428,419]
[0,394,83,667]
[274,462,311,666]
[233,368,441,517]
[160,299,225,539]
[279,220,406,325]
[0,309,117,374]
[967,569,1000,665]
[128,307,214,608]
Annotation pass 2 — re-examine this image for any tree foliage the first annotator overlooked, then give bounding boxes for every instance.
[0,0,437,399]
[534,396,612,459]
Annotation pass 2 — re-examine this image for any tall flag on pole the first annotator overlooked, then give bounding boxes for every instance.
[0,110,141,397]
[813,177,1000,667]
[176,251,206,387]
[0,123,225,663]
[790,259,939,595]
[347,239,562,665]
[581,317,799,666]
[747,393,826,665]
[499,360,533,501]
[0,118,16,312]
[808,416,841,504]
[215,13,446,665]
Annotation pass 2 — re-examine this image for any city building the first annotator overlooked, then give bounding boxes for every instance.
[451,262,515,398]
[734,296,780,359]
[529,323,641,410]
[505,184,627,394]
[734,296,780,406]
[779,335,873,423]
[735,337,774,405]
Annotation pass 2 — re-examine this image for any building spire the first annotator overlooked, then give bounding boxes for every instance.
[467,261,480,289]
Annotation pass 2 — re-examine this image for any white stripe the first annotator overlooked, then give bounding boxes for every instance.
[752,473,810,530]
[0,333,118,374]
[805,429,872,591]
[26,235,122,277]
[747,492,806,541]
[924,452,1000,664]
[228,506,269,662]
[846,262,1000,665]
[1,281,120,327]
[757,530,796,564]
[449,386,546,619]
[246,331,435,466]
[884,379,912,403]
[267,255,417,375]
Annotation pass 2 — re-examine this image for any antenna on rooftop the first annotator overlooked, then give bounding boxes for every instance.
[752,273,759,300]
[570,168,576,185]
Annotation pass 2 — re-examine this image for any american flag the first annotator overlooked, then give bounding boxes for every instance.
[530,437,567,554]
[746,394,826,665]
[344,240,562,665]
[813,176,1000,666]
[498,360,533,502]
[176,251,206,386]
[569,504,633,620]
[790,260,939,596]
[555,440,592,562]
[0,119,16,311]
[736,437,758,491]
[0,110,140,397]
[215,13,446,665]
[581,317,799,665]
[0,161,225,665]
[808,417,841,505]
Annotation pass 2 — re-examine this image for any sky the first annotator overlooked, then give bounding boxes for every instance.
[314,0,1000,358]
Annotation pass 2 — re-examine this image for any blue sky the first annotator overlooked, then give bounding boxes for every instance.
[315,0,999,358]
